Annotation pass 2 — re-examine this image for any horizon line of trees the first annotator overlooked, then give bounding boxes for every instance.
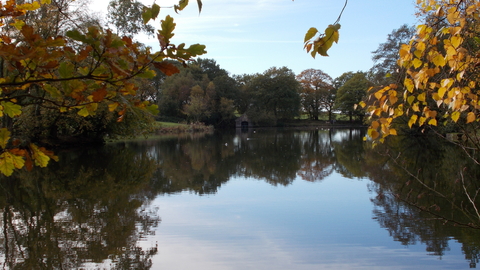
[151,24,417,128]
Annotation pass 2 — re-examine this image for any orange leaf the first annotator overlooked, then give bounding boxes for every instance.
[153,61,180,76]
[92,87,107,102]
[467,112,476,123]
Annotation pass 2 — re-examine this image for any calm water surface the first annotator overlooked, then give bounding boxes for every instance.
[0,128,479,269]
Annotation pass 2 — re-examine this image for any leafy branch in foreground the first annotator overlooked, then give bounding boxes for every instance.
[362,0,480,143]
[303,0,347,57]
[0,0,206,176]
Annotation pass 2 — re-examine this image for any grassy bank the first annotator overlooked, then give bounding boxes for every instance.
[153,121,214,134]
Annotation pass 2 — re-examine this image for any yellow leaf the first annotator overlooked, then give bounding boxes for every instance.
[415,42,426,52]
[419,116,426,126]
[10,20,25,30]
[30,144,52,167]
[108,102,119,112]
[389,128,398,135]
[451,36,463,48]
[0,128,10,149]
[447,8,459,24]
[417,93,426,102]
[467,112,476,123]
[432,54,446,67]
[7,150,25,170]
[394,108,404,118]
[17,2,41,11]
[408,115,418,128]
[428,118,437,126]
[451,111,461,123]
[412,58,423,69]
[407,96,415,105]
[404,78,414,93]
[412,103,420,112]
[77,107,90,117]
[438,87,447,99]
[358,101,366,108]
[0,152,16,176]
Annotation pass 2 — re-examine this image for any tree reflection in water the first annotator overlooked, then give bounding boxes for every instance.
[365,135,480,267]
[0,145,159,269]
[130,130,480,268]
[1,129,480,268]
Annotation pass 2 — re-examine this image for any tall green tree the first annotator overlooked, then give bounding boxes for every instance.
[107,0,154,37]
[157,59,238,126]
[247,67,301,125]
[335,72,371,122]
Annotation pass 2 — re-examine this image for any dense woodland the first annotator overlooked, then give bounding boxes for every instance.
[1,0,480,175]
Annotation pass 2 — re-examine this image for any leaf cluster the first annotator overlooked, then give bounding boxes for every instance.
[363,0,480,144]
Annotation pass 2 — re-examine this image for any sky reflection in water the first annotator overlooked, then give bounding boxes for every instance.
[142,173,466,270]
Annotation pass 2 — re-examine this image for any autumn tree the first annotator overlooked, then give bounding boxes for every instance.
[335,72,371,122]
[296,68,334,121]
[363,0,480,147]
[0,0,206,176]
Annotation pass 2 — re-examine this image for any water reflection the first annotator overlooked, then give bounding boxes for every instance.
[0,128,479,268]
[0,146,160,269]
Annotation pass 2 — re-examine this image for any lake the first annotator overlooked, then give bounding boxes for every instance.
[0,128,479,269]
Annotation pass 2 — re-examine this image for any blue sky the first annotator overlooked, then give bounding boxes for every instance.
[91,0,418,79]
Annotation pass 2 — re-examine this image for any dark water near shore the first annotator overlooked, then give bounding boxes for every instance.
[1,128,480,269]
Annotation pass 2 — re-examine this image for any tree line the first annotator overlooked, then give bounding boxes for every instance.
[153,24,414,127]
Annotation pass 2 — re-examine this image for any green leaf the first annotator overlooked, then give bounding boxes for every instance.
[151,3,160,19]
[186,44,207,56]
[146,104,159,115]
[44,84,62,98]
[66,30,86,42]
[174,0,189,13]
[325,25,339,43]
[1,102,22,118]
[0,128,11,149]
[137,69,156,79]
[58,61,74,78]
[304,27,318,43]
[159,15,176,43]
[142,8,152,24]
[110,37,125,48]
